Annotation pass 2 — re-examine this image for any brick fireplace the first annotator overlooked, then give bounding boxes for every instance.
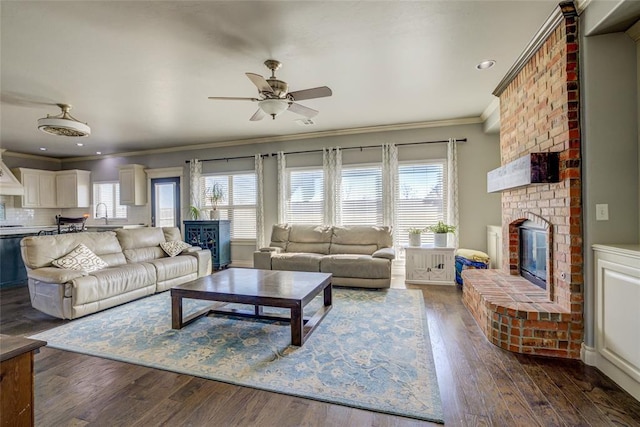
[462,3,583,359]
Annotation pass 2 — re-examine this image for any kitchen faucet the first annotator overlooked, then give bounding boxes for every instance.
[95,202,109,225]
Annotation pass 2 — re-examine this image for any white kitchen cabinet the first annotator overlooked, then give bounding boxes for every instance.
[119,164,147,206]
[13,168,57,208]
[56,170,91,208]
[592,244,640,401]
[405,245,455,285]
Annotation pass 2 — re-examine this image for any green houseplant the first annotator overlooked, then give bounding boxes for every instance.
[427,221,456,247]
[207,183,225,220]
[189,205,201,220]
[408,227,425,247]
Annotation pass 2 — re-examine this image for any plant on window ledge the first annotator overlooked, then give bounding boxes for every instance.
[189,205,200,220]
[206,183,225,220]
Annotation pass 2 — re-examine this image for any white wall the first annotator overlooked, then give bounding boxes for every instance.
[581,19,639,349]
[60,122,501,264]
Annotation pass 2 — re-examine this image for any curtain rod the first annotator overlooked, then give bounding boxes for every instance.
[184,138,466,164]
[270,138,467,157]
[185,153,269,164]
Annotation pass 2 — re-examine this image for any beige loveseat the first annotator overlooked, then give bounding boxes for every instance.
[20,227,212,319]
[254,224,395,289]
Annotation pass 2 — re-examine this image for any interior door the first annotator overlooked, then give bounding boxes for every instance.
[151,177,180,228]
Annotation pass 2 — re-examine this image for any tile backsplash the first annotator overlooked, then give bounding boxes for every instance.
[0,195,149,226]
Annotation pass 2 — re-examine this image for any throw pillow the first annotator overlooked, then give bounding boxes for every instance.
[52,243,108,272]
[160,241,191,257]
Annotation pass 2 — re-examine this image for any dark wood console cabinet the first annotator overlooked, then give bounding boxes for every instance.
[183,220,231,270]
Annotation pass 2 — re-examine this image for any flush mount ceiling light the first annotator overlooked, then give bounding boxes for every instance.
[38,103,91,137]
[476,60,496,70]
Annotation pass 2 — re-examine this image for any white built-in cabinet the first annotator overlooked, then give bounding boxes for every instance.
[119,164,147,206]
[13,168,91,208]
[56,170,91,208]
[592,244,640,401]
[405,245,456,285]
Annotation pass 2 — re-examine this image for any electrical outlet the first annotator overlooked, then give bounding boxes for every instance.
[596,204,609,221]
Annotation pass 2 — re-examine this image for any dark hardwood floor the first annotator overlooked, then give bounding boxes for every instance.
[1,279,639,426]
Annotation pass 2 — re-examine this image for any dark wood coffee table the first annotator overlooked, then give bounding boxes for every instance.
[171,268,332,346]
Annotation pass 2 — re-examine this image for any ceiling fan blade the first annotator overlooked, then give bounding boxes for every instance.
[288,86,332,101]
[245,73,274,94]
[249,108,266,121]
[208,96,259,101]
[288,102,319,118]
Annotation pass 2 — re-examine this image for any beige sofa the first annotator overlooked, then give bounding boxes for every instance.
[20,227,212,319]
[254,224,395,289]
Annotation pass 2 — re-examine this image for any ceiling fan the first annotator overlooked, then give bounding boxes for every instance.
[208,59,332,121]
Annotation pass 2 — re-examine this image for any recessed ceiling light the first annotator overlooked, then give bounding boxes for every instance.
[76,142,84,147]
[476,60,496,70]
[96,151,102,155]
[39,147,47,151]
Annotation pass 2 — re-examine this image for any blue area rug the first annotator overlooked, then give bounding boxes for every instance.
[30,288,443,423]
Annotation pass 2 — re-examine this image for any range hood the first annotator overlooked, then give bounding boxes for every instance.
[0,149,24,196]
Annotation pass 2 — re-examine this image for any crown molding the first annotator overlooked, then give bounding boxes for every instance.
[1,150,62,164]
[480,97,500,122]
[493,2,578,97]
[60,116,482,163]
[627,19,640,43]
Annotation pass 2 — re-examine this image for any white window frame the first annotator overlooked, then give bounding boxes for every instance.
[284,166,325,225]
[340,163,383,226]
[93,181,127,220]
[200,172,257,240]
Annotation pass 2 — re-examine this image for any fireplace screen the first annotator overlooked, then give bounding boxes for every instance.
[519,224,547,289]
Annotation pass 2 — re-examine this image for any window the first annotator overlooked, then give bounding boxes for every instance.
[396,161,447,247]
[286,168,324,224]
[93,182,127,219]
[201,173,256,239]
[341,165,382,226]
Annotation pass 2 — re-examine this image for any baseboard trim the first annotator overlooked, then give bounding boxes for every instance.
[581,343,597,366]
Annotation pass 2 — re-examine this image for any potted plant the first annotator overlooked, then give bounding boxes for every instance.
[427,221,456,247]
[189,205,200,220]
[408,227,424,247]
[207,183,224,220]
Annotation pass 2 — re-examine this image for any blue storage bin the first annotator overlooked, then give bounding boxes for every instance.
[455,251,489,286]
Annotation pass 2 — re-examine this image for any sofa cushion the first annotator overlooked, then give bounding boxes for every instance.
[289,225,332,243]
[320,254,391,279]
[331,225,393,249]
[160,241,191,257]
[21,232,126,269]
[286,242,330,254]
[162,227,183,242]
[329,243,378,255]
[52,243,109,272]
[149,256,197,282]
[116,228,167,262]
[71,263,157,305]
[271,253,323,272]
[269,224,290,250]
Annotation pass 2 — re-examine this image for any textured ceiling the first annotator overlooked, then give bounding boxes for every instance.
[1,1,559,158]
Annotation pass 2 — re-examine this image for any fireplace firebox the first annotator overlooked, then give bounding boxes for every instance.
[519,221,547,289]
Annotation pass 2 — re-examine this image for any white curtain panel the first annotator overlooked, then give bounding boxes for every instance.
[382,143,398,248]
[277,151,287,224]
[447,138,459,248]
[255,154,266,249]
[323,147,342,226]
[189,159,201,211]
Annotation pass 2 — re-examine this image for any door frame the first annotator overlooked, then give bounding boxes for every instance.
[151,177,181,228]
[145,167,185,231]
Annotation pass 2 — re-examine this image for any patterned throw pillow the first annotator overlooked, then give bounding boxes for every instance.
[160,240,191,257]
[52,243,108,272]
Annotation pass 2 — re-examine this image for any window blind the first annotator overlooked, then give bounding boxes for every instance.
[341,165,382,226]
[201,173,257,239]
[93,182,127,219]
[396,161,447,246]
[286,168,324,224]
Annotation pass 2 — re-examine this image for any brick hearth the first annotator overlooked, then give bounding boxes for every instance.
[462,5,583,359]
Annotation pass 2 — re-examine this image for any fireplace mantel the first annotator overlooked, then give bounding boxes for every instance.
[487,152,560,193]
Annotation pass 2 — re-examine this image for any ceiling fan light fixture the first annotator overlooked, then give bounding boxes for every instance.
[37,104,91,137]
[258,98,289,119]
